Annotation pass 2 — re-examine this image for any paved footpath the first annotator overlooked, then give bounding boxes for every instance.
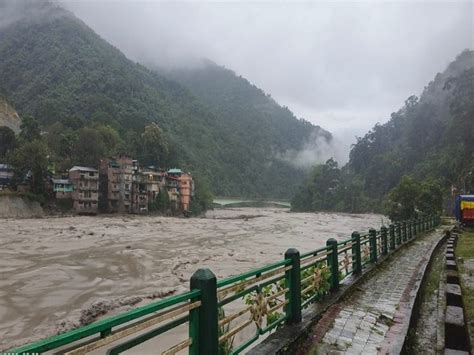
[309,230,444,354]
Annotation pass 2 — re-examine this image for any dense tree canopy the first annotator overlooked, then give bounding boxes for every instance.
[0,5,329,199]
[386,176,443,221]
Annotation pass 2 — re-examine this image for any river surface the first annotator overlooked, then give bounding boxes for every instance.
[0,208,385,351]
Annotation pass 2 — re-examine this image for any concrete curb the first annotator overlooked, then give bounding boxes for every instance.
[443,232,472,355]
[396,228,450,354]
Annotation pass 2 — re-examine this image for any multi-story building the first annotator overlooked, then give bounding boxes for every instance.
[52,178,73,199]
[99,155,133,213]
[142,169,166,204]
[166,168,194,213]
[0,163,14,190]
[131,162,148,214]
[69,166,99,214]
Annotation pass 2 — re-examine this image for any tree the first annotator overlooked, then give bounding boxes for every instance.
[9,139,49,195]
[149,189,171,213]
[386,176,420,221]
[386,176,443,221]
[19,115,41,142]
[94,124,122,157]
[72,127,106,167]
[416,180,443,216]
[0,126,17,159]
[140,124,169,168]
[291,159,341,212]
[190,177,214,216]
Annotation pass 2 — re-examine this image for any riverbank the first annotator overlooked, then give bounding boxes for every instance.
[0,208,385,350]
[0,194,44,218]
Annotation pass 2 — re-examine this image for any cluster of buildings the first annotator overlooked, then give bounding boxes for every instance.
[1,155,194,215]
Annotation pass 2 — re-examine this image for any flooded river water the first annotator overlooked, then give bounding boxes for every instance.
[0,208,385,351]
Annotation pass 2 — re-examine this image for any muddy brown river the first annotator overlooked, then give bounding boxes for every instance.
[0,208,385,351]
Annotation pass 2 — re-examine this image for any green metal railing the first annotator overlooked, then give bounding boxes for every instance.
[8,215,440,355]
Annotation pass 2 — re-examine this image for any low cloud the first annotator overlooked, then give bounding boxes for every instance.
[278,130,348,169]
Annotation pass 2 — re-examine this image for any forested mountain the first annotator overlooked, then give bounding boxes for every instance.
[162,61,332,197]
[349,50,473,198]
[292,50,474,214]
[0,2,330,198]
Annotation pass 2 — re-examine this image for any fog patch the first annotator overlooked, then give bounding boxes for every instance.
[278,130,348,168]
[0,0,70,29]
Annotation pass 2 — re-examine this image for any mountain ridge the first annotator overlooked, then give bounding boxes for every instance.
[0,2,332,198]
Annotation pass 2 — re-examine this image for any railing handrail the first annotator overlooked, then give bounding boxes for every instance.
[10,289,201,353]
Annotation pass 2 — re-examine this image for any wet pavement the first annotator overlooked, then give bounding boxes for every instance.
[310,229,445,354]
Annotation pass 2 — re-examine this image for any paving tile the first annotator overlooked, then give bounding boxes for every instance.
[315,231,444,354]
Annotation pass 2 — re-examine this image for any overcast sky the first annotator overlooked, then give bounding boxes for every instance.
[61,0,473,143]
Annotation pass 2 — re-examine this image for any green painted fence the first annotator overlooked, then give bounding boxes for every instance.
[9,215,440,355]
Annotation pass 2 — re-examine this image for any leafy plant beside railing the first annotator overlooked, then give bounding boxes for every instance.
[244,280,285,329]
[300,263,331,305]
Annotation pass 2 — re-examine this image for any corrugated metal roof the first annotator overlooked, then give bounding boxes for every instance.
[70,166,98,172]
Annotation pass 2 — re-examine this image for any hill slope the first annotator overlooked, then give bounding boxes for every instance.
[348,49,474,199]
[0,2,330,198]
[291,50,473,213]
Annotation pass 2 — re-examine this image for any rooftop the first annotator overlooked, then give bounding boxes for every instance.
[70,166,98,173]
[52,179,71,185]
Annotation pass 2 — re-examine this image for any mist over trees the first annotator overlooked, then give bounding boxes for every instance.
[0,2,331,199]
[292,50,474,218]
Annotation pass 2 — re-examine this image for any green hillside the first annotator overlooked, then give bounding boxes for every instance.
[0,3,330,198]
[292,50,474,213]
[349,50,473,198]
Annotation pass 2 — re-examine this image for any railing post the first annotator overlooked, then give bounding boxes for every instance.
[326,239,339,291]
[352,231,362,275]
[402,221,407,242]
[396,223,402,246]
[190,268,218,355]
[389,224,395,250]
[285,248,301,324]
[381,226,388,255]
[408,220,413,239]
[369,228,377,263]
[419,218,423,232]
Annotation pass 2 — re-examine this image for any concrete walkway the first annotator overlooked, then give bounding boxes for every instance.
[309,230,445,354]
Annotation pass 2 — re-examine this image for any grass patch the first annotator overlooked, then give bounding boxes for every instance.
[456,230,474,343]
